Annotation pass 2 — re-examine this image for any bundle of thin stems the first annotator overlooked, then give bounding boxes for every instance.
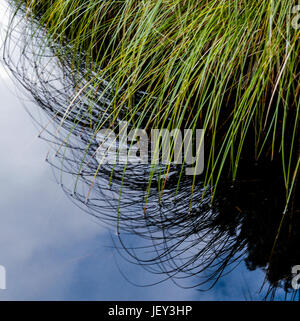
[12,0,299,204]
[8,0,300,208]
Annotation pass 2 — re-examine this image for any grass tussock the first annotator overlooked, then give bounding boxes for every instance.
[9,0,300,209]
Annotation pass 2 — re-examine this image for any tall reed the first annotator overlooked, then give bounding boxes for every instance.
[8,0,300,212]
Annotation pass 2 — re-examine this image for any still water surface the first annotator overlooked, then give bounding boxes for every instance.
[0,1,290,300]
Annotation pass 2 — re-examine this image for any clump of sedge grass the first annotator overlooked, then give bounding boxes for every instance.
[8,0,300,210]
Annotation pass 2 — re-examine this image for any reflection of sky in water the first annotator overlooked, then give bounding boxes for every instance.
[0,1,278,300]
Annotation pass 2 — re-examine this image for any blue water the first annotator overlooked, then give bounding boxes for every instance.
[0,1,284,301]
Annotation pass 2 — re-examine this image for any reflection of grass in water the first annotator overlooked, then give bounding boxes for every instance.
[3,0,300,300]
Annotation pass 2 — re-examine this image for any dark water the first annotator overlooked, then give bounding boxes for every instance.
[0,1,299,300]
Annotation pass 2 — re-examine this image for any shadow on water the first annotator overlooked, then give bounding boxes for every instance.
[3,3,299,300]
